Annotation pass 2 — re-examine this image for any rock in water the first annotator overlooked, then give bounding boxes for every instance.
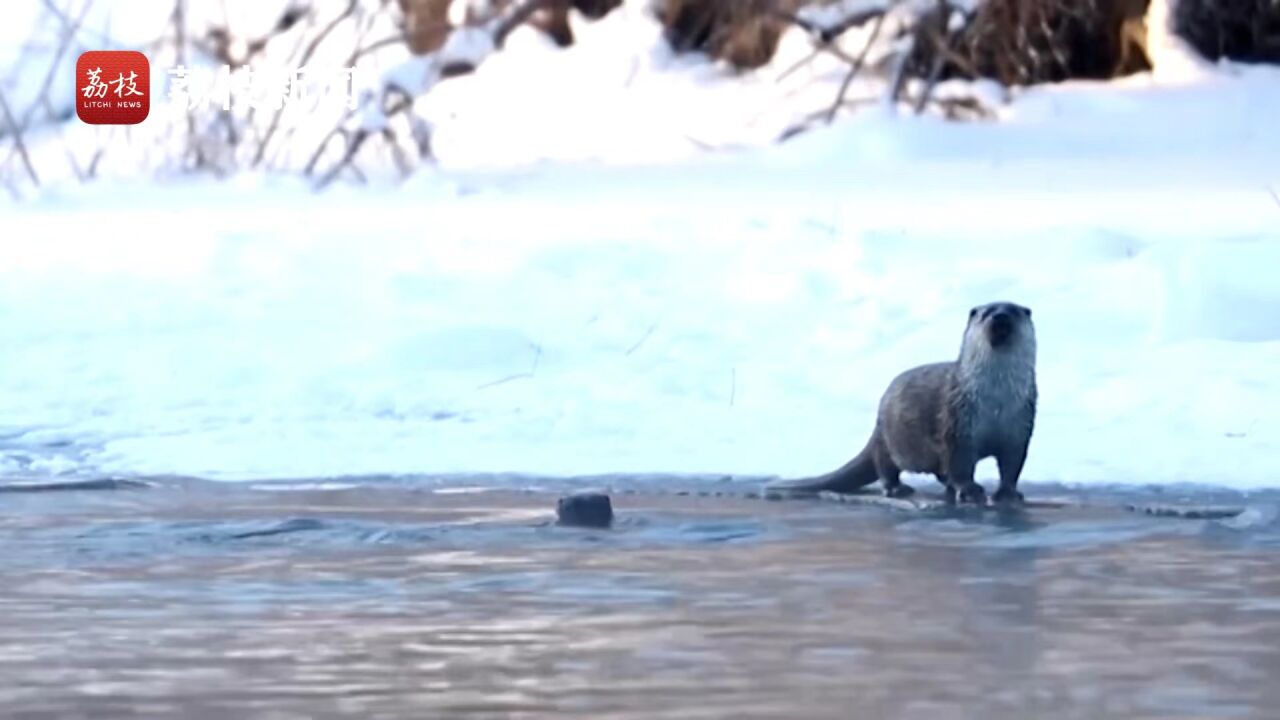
[557,491,614,528]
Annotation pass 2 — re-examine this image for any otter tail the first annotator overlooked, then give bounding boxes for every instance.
[764,437,879,496]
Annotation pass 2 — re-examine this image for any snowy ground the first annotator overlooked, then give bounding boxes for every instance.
[2,3,1279,489]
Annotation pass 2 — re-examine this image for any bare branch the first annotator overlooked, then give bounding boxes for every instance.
[171,0,187,64]
[477,346,542,390]
[19,0,93,131]
[304,107,358,175]
[493,0,557,47]
[826,11,886,124]
[913,53,946,114]
[312,87,412,189]
[884,33,915,112]
[347,35,403,64]
[770,6,890,45]
[625,322,658,356]
[301,0,359,66]
[313,128,369,189]
[311,0,556,187]
[0,89,41,187]
[253,0,360,167]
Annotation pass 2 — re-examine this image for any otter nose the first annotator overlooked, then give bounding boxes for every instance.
[991,309,1013,324]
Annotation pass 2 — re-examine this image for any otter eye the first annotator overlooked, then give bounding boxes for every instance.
[1021,306,1032,318]
[968,307,978,320]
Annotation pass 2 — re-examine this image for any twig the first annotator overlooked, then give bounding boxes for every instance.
[476,345,542,390]
[493,0,557,48]
[311,0,553,187]
[9,0,92,147]
[300,0,358,64]
[312,90,411,189]
[304,106,358,175]
[625,322,658,356]
[776,45,825,82]
[0,89,40,187]
[909,0,954,115]
[64,145,86,181]
[776,5,890,83]
[1269,186,1280,211]
[347,35,403,64]
[171,0,186,64]
[253,0,358,167]
[924,31,981,79]
[313,127,369,188]
[884,34,915,113]
[913,53,946,115]
[86,146,104,179]
[730,368,736,407]
[779,96,878,141]
[826,11,886,124]
[771,6,890,45]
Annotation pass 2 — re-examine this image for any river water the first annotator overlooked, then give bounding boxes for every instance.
[2,475,1279,719]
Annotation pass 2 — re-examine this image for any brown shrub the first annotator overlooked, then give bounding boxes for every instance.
[399,0,624,54]
[1176,0,1280,63]
[912,0,1152,86]
[399,0,453,54]
[659,0,806,69]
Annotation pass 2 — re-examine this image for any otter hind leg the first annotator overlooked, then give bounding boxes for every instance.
[874,444,915,499]
[935,474,956,505]
[946,446,988,506]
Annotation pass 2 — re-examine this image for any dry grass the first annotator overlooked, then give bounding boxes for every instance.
[659,0,808,69]
[909,0,1153,87]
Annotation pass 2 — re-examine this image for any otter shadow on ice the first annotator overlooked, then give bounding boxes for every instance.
[0,477,151,493]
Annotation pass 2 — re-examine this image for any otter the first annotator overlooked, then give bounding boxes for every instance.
[767,301,1038,505]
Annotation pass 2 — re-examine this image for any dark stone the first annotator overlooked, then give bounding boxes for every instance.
[556,491,613,528]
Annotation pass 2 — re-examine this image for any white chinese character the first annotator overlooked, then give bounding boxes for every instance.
[310,68,359,111]
[248,66,291,111]
[168,65,191,107]
[183,65,233,111]
[339,68,359,110]
[109,70,144,98]
[82,67,108,98]
[287,68,305,108]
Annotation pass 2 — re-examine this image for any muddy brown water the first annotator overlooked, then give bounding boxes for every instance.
[2,475,1279,719]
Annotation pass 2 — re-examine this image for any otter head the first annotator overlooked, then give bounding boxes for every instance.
[960,300,1036,369]
[968,301,1032,349]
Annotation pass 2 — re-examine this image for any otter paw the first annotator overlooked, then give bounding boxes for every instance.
[993,488,1025,505]
[884,484,916,499]
[958,485,988,505]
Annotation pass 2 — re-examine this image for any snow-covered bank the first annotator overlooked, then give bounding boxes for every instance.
[3,123,1279,487]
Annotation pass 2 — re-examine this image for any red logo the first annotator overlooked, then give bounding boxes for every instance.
[76,51,150,125]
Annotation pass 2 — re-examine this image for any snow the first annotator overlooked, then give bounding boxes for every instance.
[1,2,1279,490]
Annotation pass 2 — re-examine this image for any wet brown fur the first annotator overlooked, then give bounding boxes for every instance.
[767,301,1038,505]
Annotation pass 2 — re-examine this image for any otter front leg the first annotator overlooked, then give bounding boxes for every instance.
[945,445,986,505]
[994,442,1029,505]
